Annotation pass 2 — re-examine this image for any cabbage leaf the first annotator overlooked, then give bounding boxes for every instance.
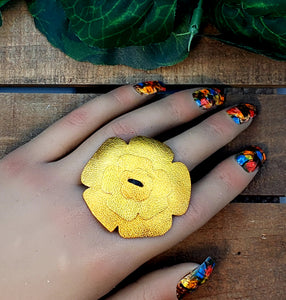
[3,0,285,69]
[27,0,196,69]
[208,0,286,60]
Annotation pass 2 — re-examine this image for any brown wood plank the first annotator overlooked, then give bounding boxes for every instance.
[225,93,286,196]
[1,1,286,86]
[139,203,286,299]
[0,93,97,155]
[0,92,284,195]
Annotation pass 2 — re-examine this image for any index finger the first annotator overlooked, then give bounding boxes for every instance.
[24,82,166,162]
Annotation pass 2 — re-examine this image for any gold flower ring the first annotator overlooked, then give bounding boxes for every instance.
[81,136,191,238]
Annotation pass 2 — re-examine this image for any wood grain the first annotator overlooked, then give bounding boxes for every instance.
[0,92,285,195]
[139,203,286,300]
[0,1,286,86]
[0,2,285,299]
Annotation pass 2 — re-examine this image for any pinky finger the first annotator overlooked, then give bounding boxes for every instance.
[107,258,215,300]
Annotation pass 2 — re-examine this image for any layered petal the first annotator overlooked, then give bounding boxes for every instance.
[81,136,191,238]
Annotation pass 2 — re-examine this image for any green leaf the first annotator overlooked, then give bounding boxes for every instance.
[207,0,286,60]
[0,0,11,27]
[27,0,195,69]
[0,0,11,7]
[61,0,178,48]
[26,0,286,68]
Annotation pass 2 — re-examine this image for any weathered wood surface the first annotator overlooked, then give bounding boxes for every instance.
[0,92,285,195]
[1,1,286,86]
[0,2,285,299]
[141,203,286,300]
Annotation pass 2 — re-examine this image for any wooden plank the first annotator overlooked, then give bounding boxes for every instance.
[0,1,286,86]
[0,93,97,155]
[0,93,284,195]
[138,203,286,300]
[225,93,286,196]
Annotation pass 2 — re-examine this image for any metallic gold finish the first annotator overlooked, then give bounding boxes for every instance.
[81,136,191,238]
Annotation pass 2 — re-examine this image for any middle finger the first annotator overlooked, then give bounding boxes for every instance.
[62,87,224,175]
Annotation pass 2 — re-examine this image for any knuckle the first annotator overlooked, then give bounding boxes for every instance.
[165,96,191,123]
[140,283,159,300]
[108,119,137,139]
[110,86,133,107]
[63,108,88,127]
[215,165,235,193]
[0,154,27,179]
[206,113,237,141]
[207,117,227,140]
[188,199,210,227]
[111,89,127,106]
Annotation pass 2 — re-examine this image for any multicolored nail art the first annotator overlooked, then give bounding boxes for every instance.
[236,146,266,173]
[227,103,256,124]
[133,81,166,95]
[192,88,224,110]
[176,257,215,299]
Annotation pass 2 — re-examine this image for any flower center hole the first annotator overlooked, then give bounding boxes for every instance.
[128,178,144,187]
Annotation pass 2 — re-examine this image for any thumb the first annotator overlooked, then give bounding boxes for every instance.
[108,257,215,300]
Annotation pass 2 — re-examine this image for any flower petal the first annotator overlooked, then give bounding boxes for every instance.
[119,154,153,173]
[83,188,119,232]
[81,136,191,238]
[102,165,121,194]
[120,169,153,201]
[127,136,175,169]
[138,196,168,220]
[167,162,191,215]
[107,194,140,221]
[152,169,172,197]
[81,137,126,187]
[118,209,173,238]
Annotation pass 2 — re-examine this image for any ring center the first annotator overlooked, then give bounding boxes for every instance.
[128,178,144,187]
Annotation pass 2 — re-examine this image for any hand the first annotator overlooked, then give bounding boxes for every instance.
[0,83,265,299]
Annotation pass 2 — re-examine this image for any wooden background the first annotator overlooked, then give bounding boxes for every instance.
[0,1,285,299]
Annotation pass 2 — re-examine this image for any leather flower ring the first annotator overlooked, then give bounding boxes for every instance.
[81,136,191,238]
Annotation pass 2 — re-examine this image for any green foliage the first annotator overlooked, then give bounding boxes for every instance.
[61,0,177,48]
[0,0,11,26]
[0,0,10,6]
[207,0,286,60]
[27,0,196,69]
[2,0,285,68]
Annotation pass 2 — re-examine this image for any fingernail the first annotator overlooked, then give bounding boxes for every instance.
[133,81,166,95]
[227,103,257,124]
[235,146,266,173]
[192,88,224,110]
[176,257,215,299]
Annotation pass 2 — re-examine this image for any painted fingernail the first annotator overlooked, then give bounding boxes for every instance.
[236,146,266,173]
[227,103,257,124]
[176,257,215,299]
[133,81,166,95]
[192,88,224,110]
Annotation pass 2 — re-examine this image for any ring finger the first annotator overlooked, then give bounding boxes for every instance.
[165,103,257,169]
